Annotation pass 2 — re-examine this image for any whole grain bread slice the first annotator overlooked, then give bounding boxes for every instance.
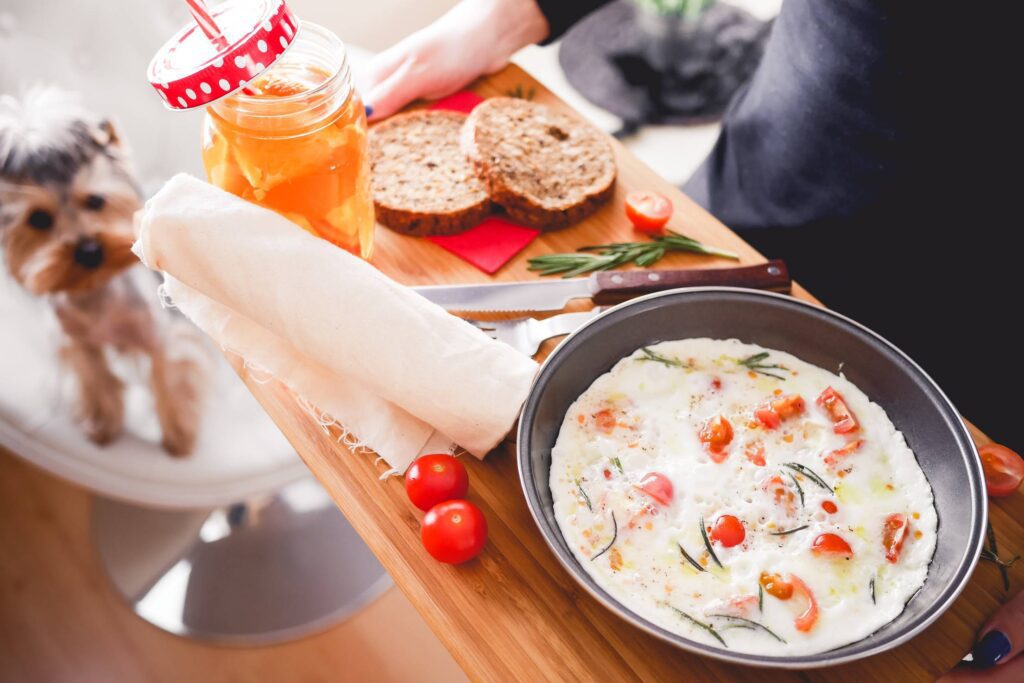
[460,97,616,231]
[370,110,491,236]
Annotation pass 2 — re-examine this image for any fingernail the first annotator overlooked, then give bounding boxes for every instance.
[972,630,1011,668]
[364,104,374,118]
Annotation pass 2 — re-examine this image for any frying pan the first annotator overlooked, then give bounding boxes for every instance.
[517,288,986,668]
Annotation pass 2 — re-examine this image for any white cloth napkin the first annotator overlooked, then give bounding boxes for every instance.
[134,174,538,472]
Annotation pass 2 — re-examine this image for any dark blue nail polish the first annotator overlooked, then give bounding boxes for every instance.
[364,104,374,118]
[972,630,1011,668]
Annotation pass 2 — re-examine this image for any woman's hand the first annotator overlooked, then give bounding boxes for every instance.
[362,0,549,120]
[940,588,1024,681]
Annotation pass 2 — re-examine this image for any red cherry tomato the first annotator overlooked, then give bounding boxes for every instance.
[421,500,488,564]
[979,443,1024,497]
[754,406,782,430]
[824,439,864,470]
[817,387,860,434]
[637,472,674,506]
[699,415,734,462]
[771,394,806,420]
[789,575,819,632]
[405,454,469,512]
[882,513,909,564]
[821,500,838,514]
[710,514,746,548]
[811,533,853,559]
[625,190,673,234]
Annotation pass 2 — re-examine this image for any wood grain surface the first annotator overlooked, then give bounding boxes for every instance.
[233,65,1022,682]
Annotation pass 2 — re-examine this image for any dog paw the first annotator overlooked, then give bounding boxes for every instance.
[160,413,198,457]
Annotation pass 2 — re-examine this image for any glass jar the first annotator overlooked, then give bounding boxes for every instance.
[201,22,374,259]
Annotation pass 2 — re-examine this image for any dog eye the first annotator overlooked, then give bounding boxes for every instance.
[83,194,106,211]
[27,209,55,230]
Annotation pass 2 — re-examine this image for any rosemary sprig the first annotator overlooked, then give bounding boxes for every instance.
[758,584,764,612]
[526,230,739,278]
[637,347,688,368]
[668,606,728,648]
[679,543,706,573]
[983,521,1019,591]
[737,352,788,380]
[769,525,809,536]
[612,457,624,475]
[699,516,723,568]
[707,615,787,643]
[576,479,593,512]
[591,512,618,561]
[869,576,876,604]
[786,471,805,507]
[783,462,833,494]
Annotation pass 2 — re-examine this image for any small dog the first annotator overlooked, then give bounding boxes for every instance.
[0,86,206,455]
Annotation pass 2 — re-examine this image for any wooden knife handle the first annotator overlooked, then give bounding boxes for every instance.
[590,260,791,305]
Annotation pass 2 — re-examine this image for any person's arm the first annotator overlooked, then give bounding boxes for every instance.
[939,588,1024,681]
[362,0,549,120]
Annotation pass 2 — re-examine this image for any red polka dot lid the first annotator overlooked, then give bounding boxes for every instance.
[147,0,298,110]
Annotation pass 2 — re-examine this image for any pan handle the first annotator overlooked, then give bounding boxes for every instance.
[590,260,791,305]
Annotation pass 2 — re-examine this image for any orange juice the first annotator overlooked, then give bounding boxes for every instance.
[201,23,374,258]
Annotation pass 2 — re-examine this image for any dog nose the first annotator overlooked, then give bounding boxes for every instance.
[73,238,105,270]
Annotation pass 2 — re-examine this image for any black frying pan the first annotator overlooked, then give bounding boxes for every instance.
[517,287,985,668]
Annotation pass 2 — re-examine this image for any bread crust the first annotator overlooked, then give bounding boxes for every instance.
[461,97,617,231]
[370,110,491,236]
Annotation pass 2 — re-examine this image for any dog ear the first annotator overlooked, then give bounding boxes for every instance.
[92,119,122,149]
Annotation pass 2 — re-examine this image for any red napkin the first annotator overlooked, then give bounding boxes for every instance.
[423,91,540,273]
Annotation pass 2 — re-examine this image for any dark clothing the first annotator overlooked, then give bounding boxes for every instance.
[537,0,1017,446]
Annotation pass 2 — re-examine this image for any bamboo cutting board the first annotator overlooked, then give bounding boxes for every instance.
[234,65,1022,682]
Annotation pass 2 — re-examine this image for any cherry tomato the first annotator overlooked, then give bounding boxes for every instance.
[824,439,864,470]
[759,572,794,600]
[745,442,766,467]
[421,500,488,564]
[637,472,674,506]
[882,513,909,564]
[754,406,782,430]
[699,415,734,462]
[811,533,853,559]
[771,394,806,420]
[625,190,673,234]
[979,443,1024,497]
[789,575,819,632]
[821,500,839,514]
[405,454,469,512]
[817,387,859,434]
[710,514,746,547]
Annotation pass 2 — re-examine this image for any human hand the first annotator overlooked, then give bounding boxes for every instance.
[939,588,1024,681]
[362,0,549,120]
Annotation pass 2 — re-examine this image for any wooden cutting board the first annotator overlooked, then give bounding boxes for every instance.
[234,64,1022,682]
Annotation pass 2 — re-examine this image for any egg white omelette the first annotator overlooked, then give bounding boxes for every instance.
[550,338,937,655]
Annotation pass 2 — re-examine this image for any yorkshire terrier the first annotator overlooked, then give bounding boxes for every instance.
[0,86,207,456]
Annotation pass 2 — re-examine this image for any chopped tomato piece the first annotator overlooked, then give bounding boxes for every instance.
[603,468,612,480]
[821,500,838,514]
[754,406,782,430]
[883,513,909,563]
[811,533,854,559]
[637,472,674,506]
[979,443,1024,497]
[771,394,806,420]
[710,514,746,548]
[761,475,796,513]
[594,409,617,433]
[759,572,794,600]
[625,190,673,234]
[824,439,865,469]
[745,442,766,467]
[817,387,859,434]
[699,416,734,461]
[790,575,819,632]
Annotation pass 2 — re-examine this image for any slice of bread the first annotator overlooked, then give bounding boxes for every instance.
[370,110,491,236]
[460,97,617,231]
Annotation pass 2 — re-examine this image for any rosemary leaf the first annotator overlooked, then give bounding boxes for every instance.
[758,584,764,613]
[668,606,728,648]
[769,524,809,536]
[984,521,1015,591]
[526,230,738,278]
[591,512,618,561]
[783,462,834,494]
[637,347,687,368]
[576,479,593,512]
[786,471,805,507]
[707,615,787,643]
[612,457,624,475]
[869,576,876,604]
[679,543,706,573]
[738,352,788,380]
[699,516,723,568]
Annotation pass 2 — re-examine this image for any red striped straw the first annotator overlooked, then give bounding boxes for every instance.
[183,0,258,95]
